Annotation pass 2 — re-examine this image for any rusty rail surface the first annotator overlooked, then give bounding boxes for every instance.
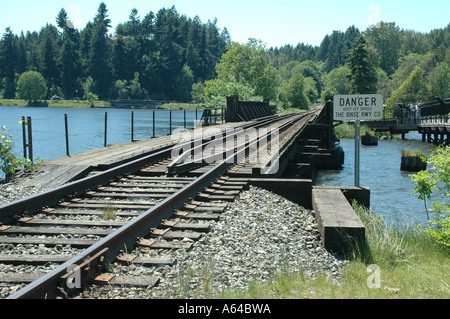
[1,107,322,299]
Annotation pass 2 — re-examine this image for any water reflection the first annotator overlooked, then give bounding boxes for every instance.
[316,132,438,228]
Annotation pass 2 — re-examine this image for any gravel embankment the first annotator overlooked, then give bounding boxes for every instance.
[85,186,348,299]
[0,181,348,299]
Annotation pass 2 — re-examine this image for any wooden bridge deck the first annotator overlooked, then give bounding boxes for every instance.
[14,121,251,189]
[366,117,450,138]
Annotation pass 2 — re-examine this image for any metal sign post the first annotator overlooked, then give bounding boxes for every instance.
[333,94,384,188]
[354,120,361,187]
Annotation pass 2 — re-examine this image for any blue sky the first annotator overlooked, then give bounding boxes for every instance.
[1,0,449,47]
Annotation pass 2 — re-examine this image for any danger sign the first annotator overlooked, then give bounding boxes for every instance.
[333,94,383,121]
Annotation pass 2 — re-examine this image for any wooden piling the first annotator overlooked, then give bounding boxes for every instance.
[27,117,33,163]
[104,112,108,147]
[131,111,134,142]
[65,114,70,156]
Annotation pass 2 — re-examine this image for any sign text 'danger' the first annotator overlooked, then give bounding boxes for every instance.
[333,94,384,121]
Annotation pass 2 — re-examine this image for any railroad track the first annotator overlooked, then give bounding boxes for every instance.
[0,110,318,299]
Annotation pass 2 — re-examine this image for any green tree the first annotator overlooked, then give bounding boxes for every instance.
[41,28,60,92]
[279,73,309,110]
[303,77,319,105]
[128,72,145,99]
[365,22,402,75]
[174,65,194,102]
[346,36,378,94]
[56,8,69,30]
[0,27,17,99]
[61,34,81,99]
[214,39,278,101]
[322,66,351,98]
[17,71,48,102]
[204,78,255,108]
[191,82,205,103]
[386,66,423,106]
[427,63,450,99]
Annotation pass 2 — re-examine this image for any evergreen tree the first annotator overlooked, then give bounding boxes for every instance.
[365,22,402,75]
[42,32,59,92]
[16,33,27,75]
[56,8,69,30]
[89,3,112,99]
[346,36,378,94]
[61,34,80,98]
[0,27,17,98]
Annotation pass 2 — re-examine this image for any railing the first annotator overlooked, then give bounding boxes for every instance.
[17,109,223,163]
[420,115,450,125]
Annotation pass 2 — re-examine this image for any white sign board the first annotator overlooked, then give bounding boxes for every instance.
[333,94,383,121]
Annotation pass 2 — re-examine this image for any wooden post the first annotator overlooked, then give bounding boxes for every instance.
[65,114,70,156]
[131,111,134,142]
[104,112,108,147]
[27,117,33,163]
[153,109,156,138]
[22,116,27,159]
[169,110,172,135]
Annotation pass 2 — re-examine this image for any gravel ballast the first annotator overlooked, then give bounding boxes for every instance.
[86,185,348,299]
[0,180,348,299]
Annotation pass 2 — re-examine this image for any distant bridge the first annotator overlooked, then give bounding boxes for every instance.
[365,97,450,145]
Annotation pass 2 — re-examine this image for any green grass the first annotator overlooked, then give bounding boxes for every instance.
[402,149,426,158]
[211,204,449,299]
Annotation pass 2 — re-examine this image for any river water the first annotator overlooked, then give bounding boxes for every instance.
[1,106,438,227]
[0,105,201,163]
[316,133,438,228]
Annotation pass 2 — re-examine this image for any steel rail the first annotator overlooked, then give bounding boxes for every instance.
[7,112,299,299]
[0,115,285,223]
[167,113,296,173]
[168,113,310,175]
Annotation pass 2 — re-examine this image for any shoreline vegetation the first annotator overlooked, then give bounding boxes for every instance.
[0,98,209,110]
[214,203,449,299]
[334,122,400,140]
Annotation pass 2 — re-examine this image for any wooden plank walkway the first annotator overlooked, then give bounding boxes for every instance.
[13,122,251,189]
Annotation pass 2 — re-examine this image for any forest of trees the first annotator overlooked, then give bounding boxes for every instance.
[0,3,230,102]
[0,3,449,109]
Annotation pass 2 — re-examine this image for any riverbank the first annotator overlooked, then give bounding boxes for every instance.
[0,99,209,110]
[216,202,449,299]
[0,180,447,299]
[0,99,108,108]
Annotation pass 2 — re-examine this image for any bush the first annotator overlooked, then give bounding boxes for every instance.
[0,126,42,182]
[0,126,18,179]
[412,146,450,247]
